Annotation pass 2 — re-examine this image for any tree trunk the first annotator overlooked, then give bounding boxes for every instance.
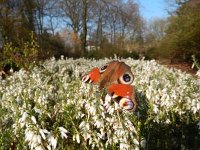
[24,0,35,32]
[96,16,102,48]
[81,0,87,54]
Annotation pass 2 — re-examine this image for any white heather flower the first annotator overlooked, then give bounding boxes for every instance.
[32,134,42,145]
[107,106,115,114]
[61,67,66,74]
[105,94,111,104]
[25,130,34,142]
[48,135,57,149]
[114,102,119,110]
[100,128,105,137]
[34,108,42,114]
[197,102,200,110]
[141,138,146,148]
[120,143,130,150]
[18,112,28,125]
[10,68,14,73]
[153,104,159,114]
[46,113,51,118]
[35,145,44,150]
[31,116,37,124]
[38,97,42,103]
[133,138,139,146]
[76,134,80,143]
[113,135,118,143]
[97,133,103,139]
[146,90,151,100]
[60,132,68,139]
[39,129,49,140]
[134,146,140,150]
[165,119,171,124]
[30,142,37,150]
[47,145,51,150]
[39,130,46,140]
[59,127,68,133]
[196,70,200,77]
[89,106,96,114]
[83,132,91,140]
[85,123,90,130]
[94,120,103,128]
[59,127,68,139]
[79,121,86,129]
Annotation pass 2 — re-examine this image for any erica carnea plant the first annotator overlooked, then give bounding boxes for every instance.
[0,57,199,150]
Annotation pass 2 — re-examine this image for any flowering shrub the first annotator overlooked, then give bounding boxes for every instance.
[1,32,39,71]
[0,57,200,149]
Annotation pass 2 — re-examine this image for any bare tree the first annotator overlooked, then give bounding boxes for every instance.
[60,0,82,34]
[148,18,168,41]
[89,0,109,47]
[60,0,92,54]
[103,0,143,45]
[80,0,88,53]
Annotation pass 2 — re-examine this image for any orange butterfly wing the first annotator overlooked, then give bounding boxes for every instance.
[82,67,100,84]
[107,84,137,111]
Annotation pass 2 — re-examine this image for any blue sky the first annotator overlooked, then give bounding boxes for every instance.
[135,0,169,20]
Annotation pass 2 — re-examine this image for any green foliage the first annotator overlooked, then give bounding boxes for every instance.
[85,43,140,59]
[157,2,200,62]
[38,32,68,59]
[144,47,159,60]
[118,51,140,59]
[1,32,39,70]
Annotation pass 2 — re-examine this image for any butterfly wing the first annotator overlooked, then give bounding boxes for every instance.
[82,67,100,84]
[107,84,137,111]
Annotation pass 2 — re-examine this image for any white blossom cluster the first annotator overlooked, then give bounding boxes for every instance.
[0,57,199,149]
[126,58,200,123]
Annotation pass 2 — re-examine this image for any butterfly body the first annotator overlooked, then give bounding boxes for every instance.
[82,60,137,111]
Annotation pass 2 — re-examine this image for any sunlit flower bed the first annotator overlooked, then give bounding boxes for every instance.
[0,57,200,150]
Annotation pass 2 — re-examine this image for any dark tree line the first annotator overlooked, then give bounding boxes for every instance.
[0,0,200,66]
[160,0,200,62]
[0,0,143,60]
[145,0,200,62]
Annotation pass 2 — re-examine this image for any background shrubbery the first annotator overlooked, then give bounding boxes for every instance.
[1,1,200,71]
[1,32,39,70]
[144,1,200,62]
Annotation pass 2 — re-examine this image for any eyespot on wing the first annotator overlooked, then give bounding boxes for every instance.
[119,72,134,85]
[119,98,134,110]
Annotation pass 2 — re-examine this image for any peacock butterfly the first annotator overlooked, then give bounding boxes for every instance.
[82,60,137,111]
